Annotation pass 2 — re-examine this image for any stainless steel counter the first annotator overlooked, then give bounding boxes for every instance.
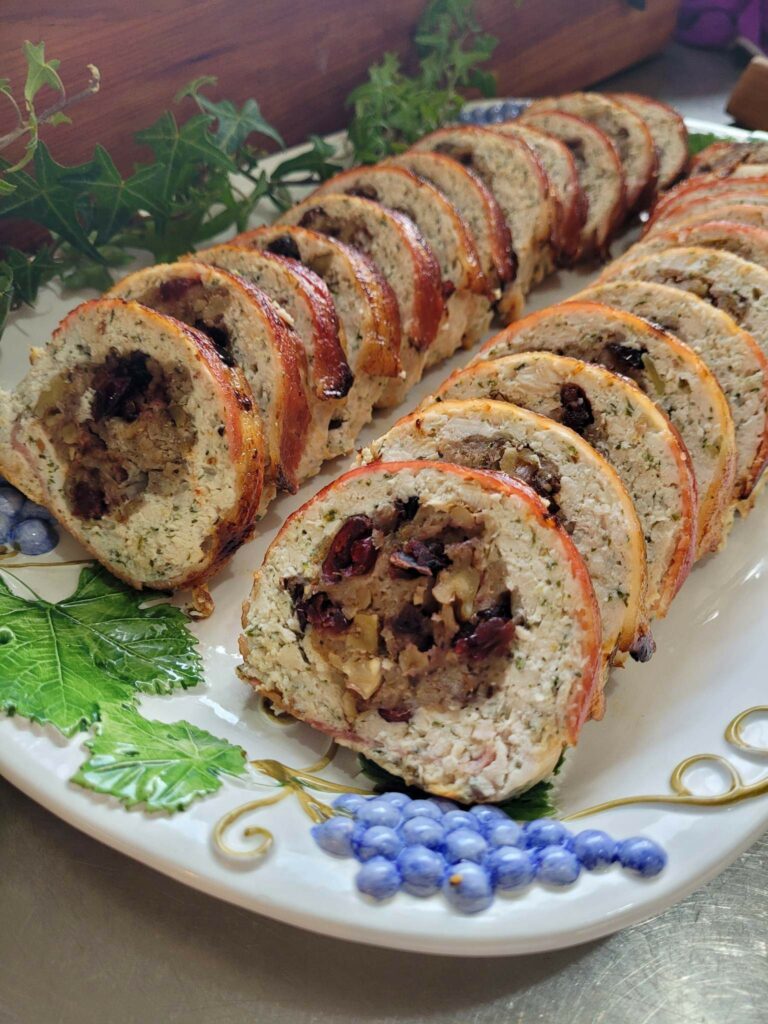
[1,41,766,1024]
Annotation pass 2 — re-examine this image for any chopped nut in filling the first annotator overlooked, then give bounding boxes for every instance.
[282,502,526,723]
[35,349,195,522]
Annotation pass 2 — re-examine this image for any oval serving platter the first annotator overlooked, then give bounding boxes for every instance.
[0,116,767,957]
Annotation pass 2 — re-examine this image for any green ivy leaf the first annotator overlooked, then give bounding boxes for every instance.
[62,145,164,243]
[0,246,57,306]
[134,111,236,204]
[198,95,284,155]
[0,143,104,261]
[0,266,13,334]
[22,41,64,105]
[271,135,341,182]
[0,565,202,737]
[72,703,246,812]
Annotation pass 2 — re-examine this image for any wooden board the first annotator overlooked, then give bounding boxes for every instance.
[0,1,678,173]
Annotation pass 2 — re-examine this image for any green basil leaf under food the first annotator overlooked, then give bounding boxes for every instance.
[358,754,560,819]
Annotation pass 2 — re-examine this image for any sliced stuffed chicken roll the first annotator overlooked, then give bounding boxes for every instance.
[230,224,402,446]
[579,280,768,506]
[688,140,768,179]
[625,220,768,273]
[519,109,626,259]
[239,461,602,803]
[430,353,697,618]
[598,247,768,366]
[644,201,768,237]
[108,260,311,499]
[411,125,556,314]
[192,244,354,460]
[277,193,444,406]
[309,163,491,366]
[0,299,264,590]
[360,399,651,702]
[473,301,736,555]
[525,92,657,211]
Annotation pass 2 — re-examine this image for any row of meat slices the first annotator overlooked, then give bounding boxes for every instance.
[240,138,768,803]
[0,92,706,600]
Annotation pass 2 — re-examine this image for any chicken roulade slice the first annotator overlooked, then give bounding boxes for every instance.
[644,201,768,237]
[193,244,354,460]
[387,151,515,295]
[608,93,688,190]
[278,194,443,406]
[0,299,264,591]
[229,224,402,447]
[598,246,768,368]
[410,125,556,315]
[473,301,736,555]
[688,140,768,180]
[625,220,768,273]
[644,177,768,234]
[492,120,586,265]
[108,261,311,500]
[239,460,602,803]
[360,398,651,698]
[309,164,490,367]
[430,353,697,618]
[525,92,657,211]
[579,281,768,508]
[518,109,625,259]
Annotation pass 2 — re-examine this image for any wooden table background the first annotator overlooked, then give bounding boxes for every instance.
[0,0,680,171]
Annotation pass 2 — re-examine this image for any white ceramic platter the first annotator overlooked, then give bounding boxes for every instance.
[1,118,767,957]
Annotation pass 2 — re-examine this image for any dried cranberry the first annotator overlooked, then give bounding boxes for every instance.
[72,480,107,520]
[266,235,301,260]
[604,342,646,372]
[560,383,595,435]
[157,277,199,303]
[297,592,350,633]
[321,515,378,583]
[454,617,516,662]
[92,352,152,421]
[389,539,449,578]
[378,706,412,723]
[442,281,456,300]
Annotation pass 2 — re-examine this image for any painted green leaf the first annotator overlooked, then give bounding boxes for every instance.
[73,703,246,812]
[0,566,202,737]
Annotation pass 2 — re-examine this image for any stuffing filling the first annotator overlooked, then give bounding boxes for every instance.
[139,277,237,366]
[282,500,525,723]
[36,350,195,521]
[298,207,374,253]
[432,434,573,533]
[651,269,750,322]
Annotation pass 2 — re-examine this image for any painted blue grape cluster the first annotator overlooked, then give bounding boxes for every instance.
[312,792,667,914]
[0,479,59,555]
[458,100,529,126]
